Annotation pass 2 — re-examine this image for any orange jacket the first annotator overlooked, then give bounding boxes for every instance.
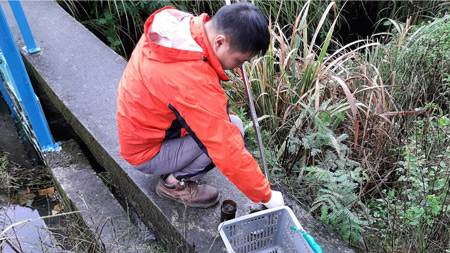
[117,7,271,203]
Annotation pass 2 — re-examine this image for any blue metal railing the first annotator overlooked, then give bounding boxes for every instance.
[0,1,59,152]
[8,1,40,54]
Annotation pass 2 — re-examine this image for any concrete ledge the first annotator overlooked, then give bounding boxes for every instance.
[44,140,155,252]
[2,2,353,252]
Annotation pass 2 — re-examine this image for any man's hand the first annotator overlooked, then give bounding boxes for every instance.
[263,190,284,209]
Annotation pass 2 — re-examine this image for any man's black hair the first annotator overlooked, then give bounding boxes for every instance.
[210,2,270,56]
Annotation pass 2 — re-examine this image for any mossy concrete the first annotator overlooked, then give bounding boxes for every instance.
[2,1,353,252]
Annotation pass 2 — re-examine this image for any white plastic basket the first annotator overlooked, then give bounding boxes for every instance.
[218,206,314,253]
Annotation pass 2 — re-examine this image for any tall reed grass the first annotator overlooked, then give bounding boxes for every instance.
[226,1,384,171]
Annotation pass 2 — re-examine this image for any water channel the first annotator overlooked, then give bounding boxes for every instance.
[0,95,66,252]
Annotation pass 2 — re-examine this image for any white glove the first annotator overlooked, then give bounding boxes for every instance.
[263,190,285,209]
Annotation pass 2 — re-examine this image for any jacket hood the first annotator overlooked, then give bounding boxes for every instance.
[142,7,229,81]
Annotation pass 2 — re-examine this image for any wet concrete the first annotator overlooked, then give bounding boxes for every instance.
[1,1,354,252]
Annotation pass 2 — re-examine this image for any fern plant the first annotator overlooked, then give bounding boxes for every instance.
[277,98,371,243]
[307,165,370,243]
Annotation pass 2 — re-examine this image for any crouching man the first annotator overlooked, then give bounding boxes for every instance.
[117,2,284,209]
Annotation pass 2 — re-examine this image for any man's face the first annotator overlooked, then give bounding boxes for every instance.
[217,48,254,70]
[213,35,255,70]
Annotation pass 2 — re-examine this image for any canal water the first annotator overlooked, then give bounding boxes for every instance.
[0,96,66,252]
[0,193,64,252]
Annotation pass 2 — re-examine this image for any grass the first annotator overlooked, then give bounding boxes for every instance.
[57,0,338,60]
[0,153,52,194]
[225,0,382,171]
[0,155,10,191]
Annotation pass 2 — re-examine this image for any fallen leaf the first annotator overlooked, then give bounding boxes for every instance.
[53,204,63,212]
[12,193,36,206]
[38,187,55,196]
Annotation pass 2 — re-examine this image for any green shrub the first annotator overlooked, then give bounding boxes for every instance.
[298,106,370,243]
[367,105,450,251]
[378,15,450,112]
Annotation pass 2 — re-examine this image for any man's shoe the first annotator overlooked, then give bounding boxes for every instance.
[156,176,220,208]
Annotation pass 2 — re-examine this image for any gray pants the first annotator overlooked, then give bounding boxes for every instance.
[135,115,244,180]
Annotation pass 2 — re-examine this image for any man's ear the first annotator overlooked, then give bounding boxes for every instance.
[213,34,227,53]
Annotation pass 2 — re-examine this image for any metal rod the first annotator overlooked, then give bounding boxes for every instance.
[8,1,40,54]
[241,64,269,181]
